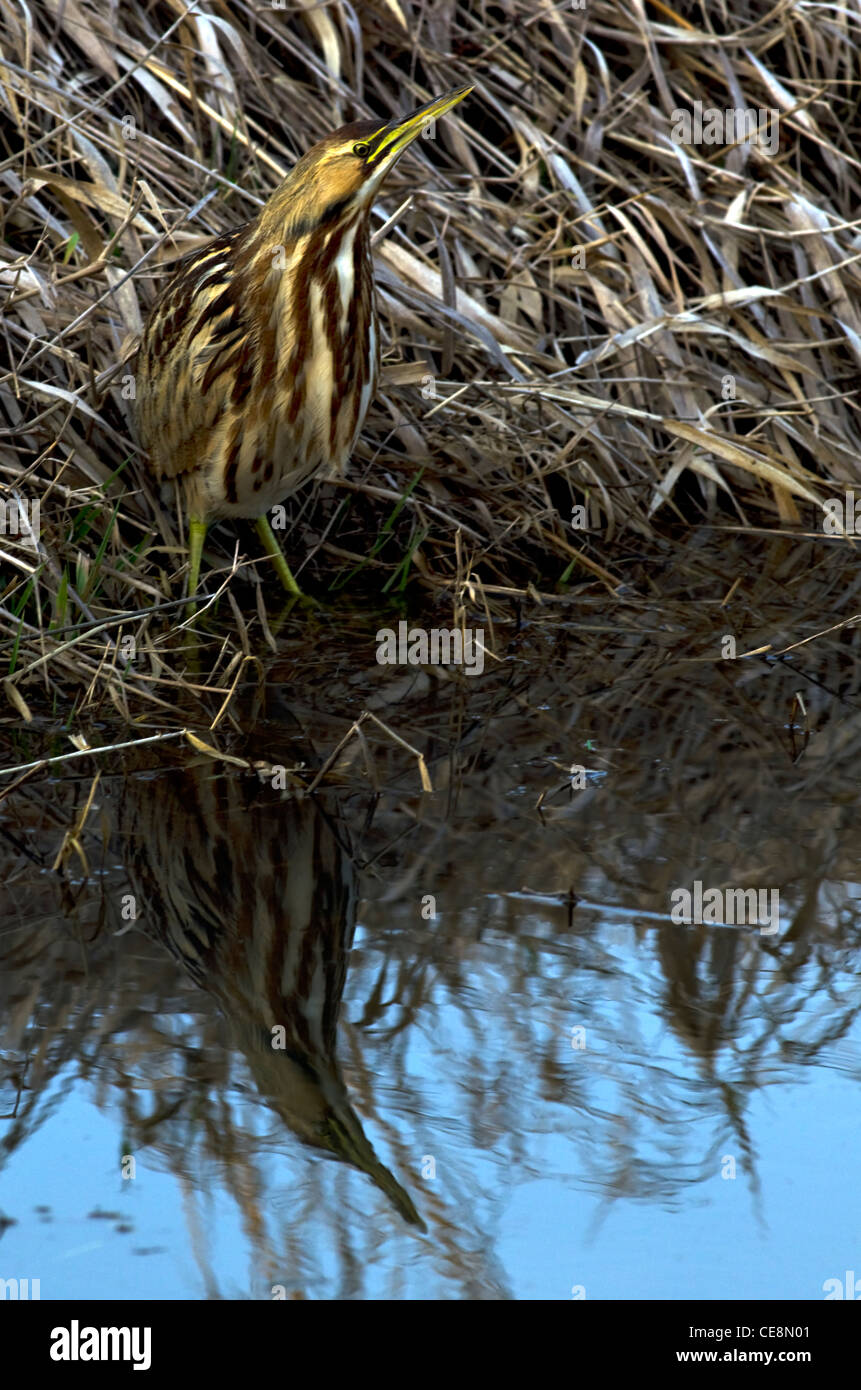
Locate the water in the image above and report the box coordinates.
[2,540,860,1299]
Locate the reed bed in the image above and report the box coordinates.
[0,0,859,725]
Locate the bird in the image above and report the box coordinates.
[135,83,473,600]
[117,755,426,1229]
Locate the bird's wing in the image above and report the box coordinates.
[135,234,251,480]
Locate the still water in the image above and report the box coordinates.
[2,542,860,1299]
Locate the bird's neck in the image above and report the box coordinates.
[252,176,370,249]
[240,197,372,328]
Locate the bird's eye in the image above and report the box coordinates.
[352,142,370,158]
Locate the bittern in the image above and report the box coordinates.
[135,84,473,599]
[119,760,425,1228]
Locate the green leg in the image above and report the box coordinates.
[255,514,302,596]
[187,516,207,600]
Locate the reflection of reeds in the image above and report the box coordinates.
[1,589,861,1290]
[117,762,425,1229]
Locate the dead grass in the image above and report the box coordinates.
[1,0,861,722]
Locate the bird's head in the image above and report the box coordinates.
[270,84,473,237]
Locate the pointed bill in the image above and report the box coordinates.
[366,84,474,166]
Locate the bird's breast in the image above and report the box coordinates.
[207,218,378,520]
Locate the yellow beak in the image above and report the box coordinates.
[367,84,474,166]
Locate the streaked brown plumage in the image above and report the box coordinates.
[118,760,425,1228]
[135,84,473,597]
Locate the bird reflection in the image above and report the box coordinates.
[117,759,424,1228]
